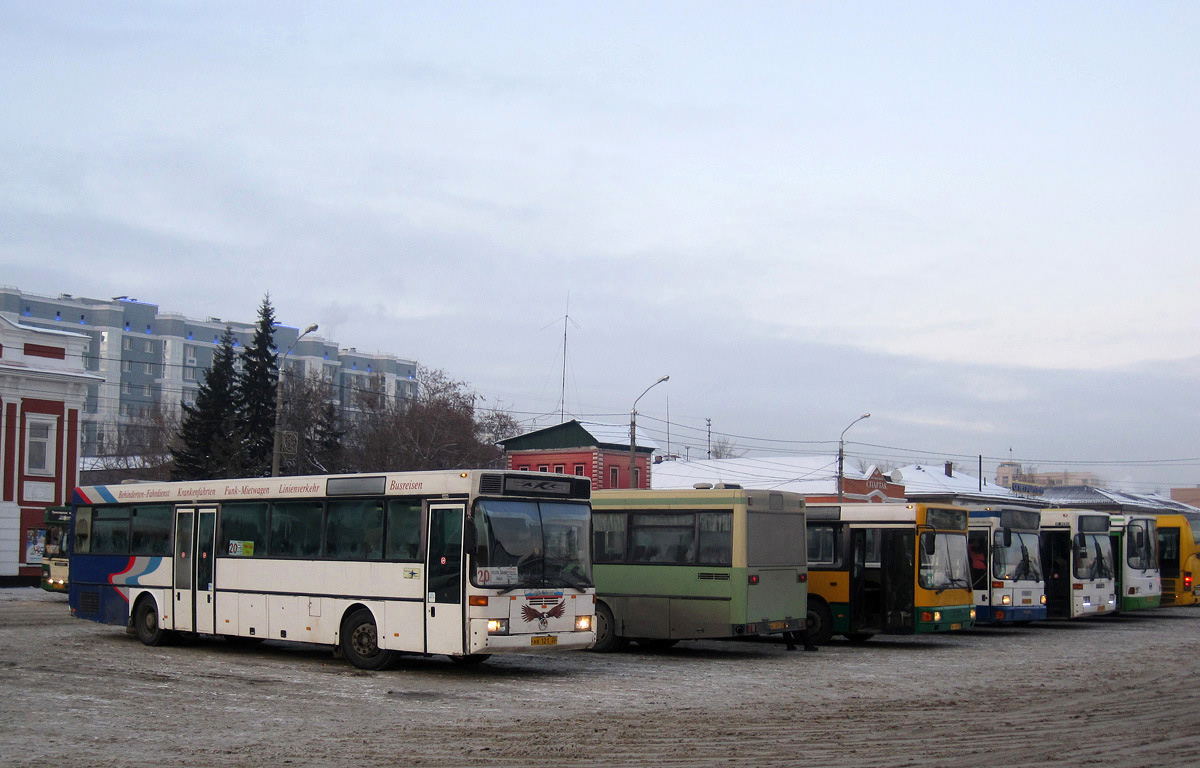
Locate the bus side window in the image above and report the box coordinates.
[592,512,627,563]
[385,499,422,561]
[73,507,93,554]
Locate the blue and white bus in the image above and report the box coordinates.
[68,470,596,668]
[968,507,1046,624]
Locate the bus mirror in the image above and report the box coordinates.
[1003,528,1013,548]
[923,534,936,556]
[1133,531,1145,550]
[462,523,477,556]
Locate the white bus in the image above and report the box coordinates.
[1039,509,1116,619]
[968,507,1046,624]
[68,470,595,668]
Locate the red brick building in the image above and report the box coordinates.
[499,420,658,490]
[0,315,97,584]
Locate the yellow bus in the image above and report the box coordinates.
[1155,512,1200,606]
[805,502,975,643]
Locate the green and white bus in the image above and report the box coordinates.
[1109,514,1161,612]
[590,487,807,651]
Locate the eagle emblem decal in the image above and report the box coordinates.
[521,600,566,630]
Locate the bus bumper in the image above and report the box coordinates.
[473,630,596,654]
[915,605,975,633]
[975,605,1046,623]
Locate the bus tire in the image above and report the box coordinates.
[133,597,170,646]
[592,601,626,652]
[340,608,395,670]
[806,599,834,645]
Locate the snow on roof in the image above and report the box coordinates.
[1041,485,1200,513]
[651,455,849,494]
[892,464,1017,501]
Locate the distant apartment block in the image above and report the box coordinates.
[995,461,1103,490]
[0,287,417,458]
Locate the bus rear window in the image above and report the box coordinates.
[748,512,804,567]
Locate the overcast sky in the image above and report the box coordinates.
[3,3,1198,492]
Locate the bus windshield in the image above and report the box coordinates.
[1126,520,1157,570]
[1074,533,1114,580]
[919,532,970,591]
[992,531,1042,582]
[471,499,593,590]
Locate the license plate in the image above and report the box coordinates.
[530,636,557,646]
[1022,599,1031,604]
[951,623,962,630]
[768,621,788,631]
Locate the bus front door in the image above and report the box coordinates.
[880,528,915,632]
[1041,530,1071,618]
[849,528,880,633]
[172,507,217,634]
[425,504,465,655]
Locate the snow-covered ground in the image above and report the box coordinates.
[1,598,1198,767]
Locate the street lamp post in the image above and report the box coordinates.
[629,375,669,489]
[271,323,318,477]
[837,413,870,501]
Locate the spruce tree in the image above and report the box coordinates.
[172,327,242,480]
[237,294,279,477]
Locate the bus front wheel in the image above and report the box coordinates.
[806,600,834,645]
[133,598,171,646]
[340,608,395,670]
[592,602,626,652]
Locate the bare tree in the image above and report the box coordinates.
[341,366,514,472]
[83,404,180,485]
[709,436,745,460]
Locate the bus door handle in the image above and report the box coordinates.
[430,606,436,617]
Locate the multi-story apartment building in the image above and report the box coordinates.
[0,287,417,458]
[995,461,1103,491]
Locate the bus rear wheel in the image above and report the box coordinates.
[133,598,171,646]
[340,608,395,670]
[806,600,834,645]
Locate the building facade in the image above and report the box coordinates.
[0,287,418,460]
[0,314,98,583]
[995,461,1103,491]
[499,420,658,490]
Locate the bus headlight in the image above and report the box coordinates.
[575,615,593,632]
[1001,595,1011,606]
[969,608,976,620]
[487,619,509,635]
[1041,595,1047,605]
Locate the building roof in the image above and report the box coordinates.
[892,463,1022,504]
[650,454,858,495]
[500,419,659,453]
[1040,485,1200,514]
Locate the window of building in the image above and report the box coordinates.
[122,360,132,373]
[143,385,152,397]
[122,337,132,351]
[121,382,131,394]
[24,417,57,476]
[609,466,619,488]
[633,468,640,488]
[143,362,153,375]
[183,367,196,381]
[554,464,565,474]
[538,465,549,473]
[574,464,586,476]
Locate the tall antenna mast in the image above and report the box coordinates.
[560,294,569,422]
